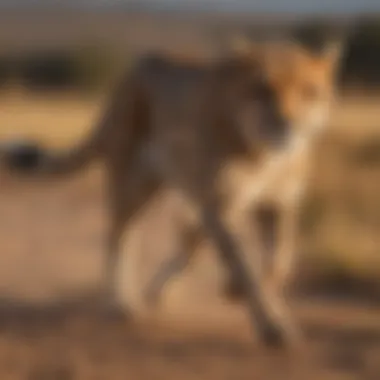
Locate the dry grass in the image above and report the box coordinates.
[0,91,379,289]
[0,90,379,380]
[0,92,379,142]
[0,92,104,148]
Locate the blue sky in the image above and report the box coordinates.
[0,0,380,15]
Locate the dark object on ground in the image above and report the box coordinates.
[0,139,46,172]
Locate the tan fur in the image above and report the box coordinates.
[142,39,343,344]
[3,39,343,347]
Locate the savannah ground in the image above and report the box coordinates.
[0,90,379,379]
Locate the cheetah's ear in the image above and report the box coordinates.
[320,39,346,72]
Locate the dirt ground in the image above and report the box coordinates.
[0,91,379,379]
[0,169,379,380]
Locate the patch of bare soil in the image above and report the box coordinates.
[0,301,378,380]
[0,171,380,379]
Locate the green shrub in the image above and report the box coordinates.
[15,46,129,93]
